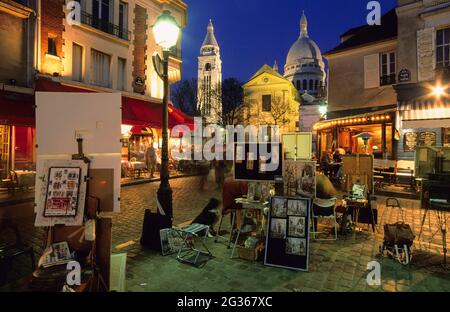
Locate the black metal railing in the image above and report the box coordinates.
[380,74,396,86]
[81,11,131,41]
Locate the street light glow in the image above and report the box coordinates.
[152,10,181,50]
[432,84,445,98]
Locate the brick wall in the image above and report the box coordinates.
[40,0,65,73]
[132,5,147,94]
[0,11,27,86]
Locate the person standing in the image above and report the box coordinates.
[145,141,157,178]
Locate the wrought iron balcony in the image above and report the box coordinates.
[80,11,130,41]
[380,74,396,86]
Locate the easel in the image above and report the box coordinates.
[418,200,449,270]
[42,138,110,291]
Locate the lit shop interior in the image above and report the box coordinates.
[315,111,395,159]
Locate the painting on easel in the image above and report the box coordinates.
[283,160,316,198]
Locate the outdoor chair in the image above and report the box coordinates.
[175,223,213,266]
[311,197,338,241]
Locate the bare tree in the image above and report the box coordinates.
[255,96,295,129]
[171,78,200,116]
[172,78,251,127]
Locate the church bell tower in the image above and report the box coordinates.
[198,19,222,125]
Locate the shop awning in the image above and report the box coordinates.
[0,90,35,126]
[313,108,396,131]
[36,77,195,131]
[398,99,450,121]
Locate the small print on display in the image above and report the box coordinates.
[44,167,81,217]
[272,197,287,218]
[284,160,316,198]
[288,216,306,238]
[285,237,306,256]
[287,198,307,216]
[270,218,287,239]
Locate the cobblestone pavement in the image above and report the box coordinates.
[113,178,450,292]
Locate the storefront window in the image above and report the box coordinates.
[13,126,35,170]
[336,123,393,159]
[444,128,450,147]
[129,134,153,162]
[0,125,11,178]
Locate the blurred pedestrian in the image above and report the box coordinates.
[145,140,157,178]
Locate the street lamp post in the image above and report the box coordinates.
[152,10,180,221]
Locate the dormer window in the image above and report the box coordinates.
[437,27,450,68]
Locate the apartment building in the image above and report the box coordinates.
[314,9,398,160]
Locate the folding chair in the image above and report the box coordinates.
[175,224,213,265]
[311,198,338,241]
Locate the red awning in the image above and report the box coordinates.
[0,90,35,126]
[36,77,195,131]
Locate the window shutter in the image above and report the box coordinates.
[417,27,435,82]
[72,44,82,82]
[364,54,379,89]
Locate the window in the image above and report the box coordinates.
[72,43,83,82]
[436,28,450,68]
[302,80,307,90]
[48,37,57,56]
[91,49,111,88]
[444,128,450,147]
[119,1,128,39]
[309,79,313,91]
[205,63,211,71]
[119,2,128,29]
[296,80,301,91]
[262,95,271,112]
[117,57,126,91]
[380,52,396,86]
[92,0,113,22]
[203,75,211,115]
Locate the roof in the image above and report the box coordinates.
[249,64,284,81]
[202,19,219,47]
[325,8,397,56]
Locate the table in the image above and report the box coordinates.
[344,198,377,238]
[14,170,36,189]
[122,161,146,178]
[231,198,268,259]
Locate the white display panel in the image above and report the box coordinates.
[282,132,312,160]
[35,92,122,212]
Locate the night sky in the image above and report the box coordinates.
[180,0,397,82]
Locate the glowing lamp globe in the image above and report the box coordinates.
[152,10,180,50]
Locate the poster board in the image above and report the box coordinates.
[282,132,312,160]
[35,159,88,226]
[35,92,122,212]
[264,196,311,271]
[44,166,82,217]
[234,143,283,182]
[283,160,316,198]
